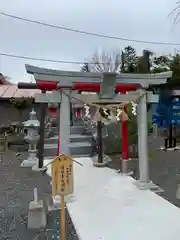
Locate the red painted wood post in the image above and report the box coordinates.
[121,91,129,173]
[122,104,129,160]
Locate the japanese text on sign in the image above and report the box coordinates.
[51,154,73,196]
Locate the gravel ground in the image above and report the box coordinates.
[3,135,180,239]
[0,151,78,240]
[107,136,180,208]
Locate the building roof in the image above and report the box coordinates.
[0,74,13,85]
[0,85,40,99]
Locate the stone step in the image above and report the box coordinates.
[44,147,57,158]
[44,134,92,144]
[51,125,87,135]
[44,143,57,149]
[72,120,84,126]
[69,142,92,156]
[44,136,58,144]
[44,141,92,157]
[70,134,92,143]
[70,126,85,134]
[51,127,58,133]
[44,153,91,159]
[70,153,91,158]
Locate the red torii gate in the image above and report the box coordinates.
[36,81,137,165]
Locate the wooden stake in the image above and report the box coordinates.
[60,195,66,240]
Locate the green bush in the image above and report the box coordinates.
[104,103,153,154]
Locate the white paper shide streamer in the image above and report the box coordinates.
[84,104,91,119]
[131,101,137,116]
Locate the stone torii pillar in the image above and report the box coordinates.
[136,90,151,189]
[58,88,72,155]
[34,88,72,157]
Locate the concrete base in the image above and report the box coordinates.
[32,166,43,171]
[119,171,134,176]
[159,145,180,151]
[32,161,42,171]
[92,155,112,167]
[20,159,37,168]
[27,200,47,229]
[121,159,133,176]
[134,180,164,193]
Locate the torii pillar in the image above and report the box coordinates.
[58,88,72,155]
[136,90,151,189]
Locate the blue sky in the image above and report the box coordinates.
[0,0,179,82]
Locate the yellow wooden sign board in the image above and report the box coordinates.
[51,154,73,196]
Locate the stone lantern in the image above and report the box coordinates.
[21,109,40,170]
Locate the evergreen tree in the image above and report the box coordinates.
[121,45,138,73]
[151,55,170,73]
[169,53,180,85]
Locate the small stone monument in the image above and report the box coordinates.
[27,188,47,229]
[21,109,40,170]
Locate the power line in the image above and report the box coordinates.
[0,52,94,64]
[0,11,179,46]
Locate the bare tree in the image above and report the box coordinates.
[168,1,180,27]
[87,50,121,72]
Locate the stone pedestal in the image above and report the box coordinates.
[92,154,112,167]
[20,148,38,168]
[27,200,47,229]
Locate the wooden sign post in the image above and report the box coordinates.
[51,153,73,240]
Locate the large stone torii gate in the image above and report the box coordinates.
[25,64,172,190]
